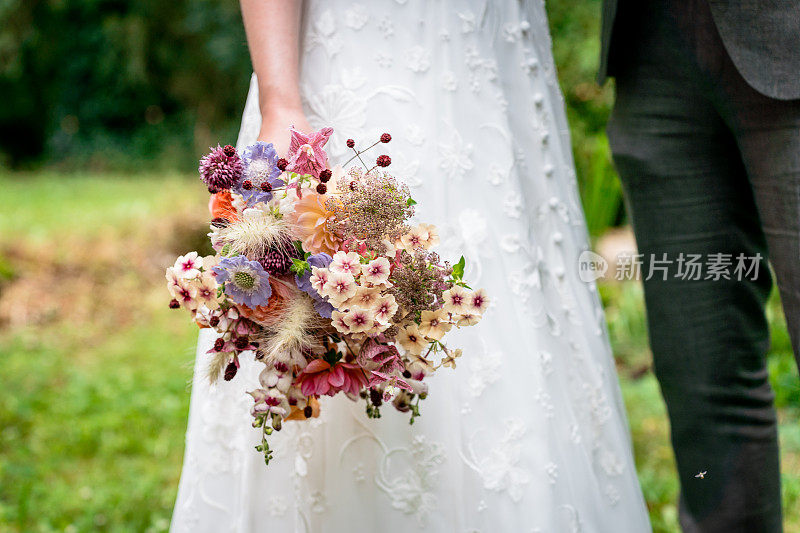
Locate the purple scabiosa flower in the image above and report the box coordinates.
[199,145,244,193]
[295,253,335,318]
[242,142,281,182]
[234,142,284,204]
[213,255,272,308]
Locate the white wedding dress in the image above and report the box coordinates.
[171,1,651,532]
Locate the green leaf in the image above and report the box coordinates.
[290,258,310,276]
[452,255,466,280]
[407,198,417,206]
[220,243,232,257]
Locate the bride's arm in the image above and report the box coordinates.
[240,0,311,153]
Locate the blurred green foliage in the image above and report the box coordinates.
[0,0,250,170]
[548,0,625,236]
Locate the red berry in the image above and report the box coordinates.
[376,155,392,167]
[319,169,332,182]
[224,361,238,381]
[303,406,313,418]
[209,316,220,327]
[234,336,250,350]
[223,145,236,157]
[169,299,180,309]
[277,158,288,171]
[242,180,253,190]
[214,338,225,351]
[316,183,327,194]
[261,182,273,192]
[346,139,355,148]
[380,133,391,143]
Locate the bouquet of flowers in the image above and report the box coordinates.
[166,127,487,465]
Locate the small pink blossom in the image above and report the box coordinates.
[442,285,470,314]
[373,294,399,324]
[361,257,391,285]
[331,310,350,334]
[468,288,490,314]
[322,272,357,306]
[173,279,199,310]
[193,274,220,310]
[309,266,331,294]
[343,307,375,334]
[330,251,362,276]
[174,252,202,278]
[249,388,289,417]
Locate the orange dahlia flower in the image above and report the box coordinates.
[209,190,239,222]
[288,192,340,256]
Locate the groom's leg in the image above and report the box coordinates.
[606,5,781,531]
[722,70,800,370]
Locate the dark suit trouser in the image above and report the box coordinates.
[607,1,800,531]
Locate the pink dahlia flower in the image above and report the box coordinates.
[295,359,368,397]
[286,127,333,178]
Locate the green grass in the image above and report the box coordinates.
[0,173,798,532]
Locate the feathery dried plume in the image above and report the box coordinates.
[219,207,291,260]
[254,294,326,369]
[206,350,230,384]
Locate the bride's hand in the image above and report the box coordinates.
[257,105,312,157]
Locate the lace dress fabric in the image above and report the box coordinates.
[171,1,652,531]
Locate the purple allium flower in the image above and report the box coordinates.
[214,255,272,308]
[295,253,334,318]
[199,145,244,193]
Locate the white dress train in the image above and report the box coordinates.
[171,1,652,531]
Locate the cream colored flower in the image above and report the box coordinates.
[441,347,462,369]
[418,309,452,340]
[442,285,471,314]
[331,310,351,334]
[322,271,357,306]
[361,257,391,285]
[193,273,220,310]
[456,311,482,326]
[400,225,427,250]
[330,251,362,275]
[165,267,182,296]
[343,307,375,334]
[397,324,428,355]
[418,223,440,249]
[406,354,435,377]
[309,266,331,294]
[345,286,381,311]
[468,287,489,314]
[380,239,397,257]
[202,254,220,273]
[374,294,399,324]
